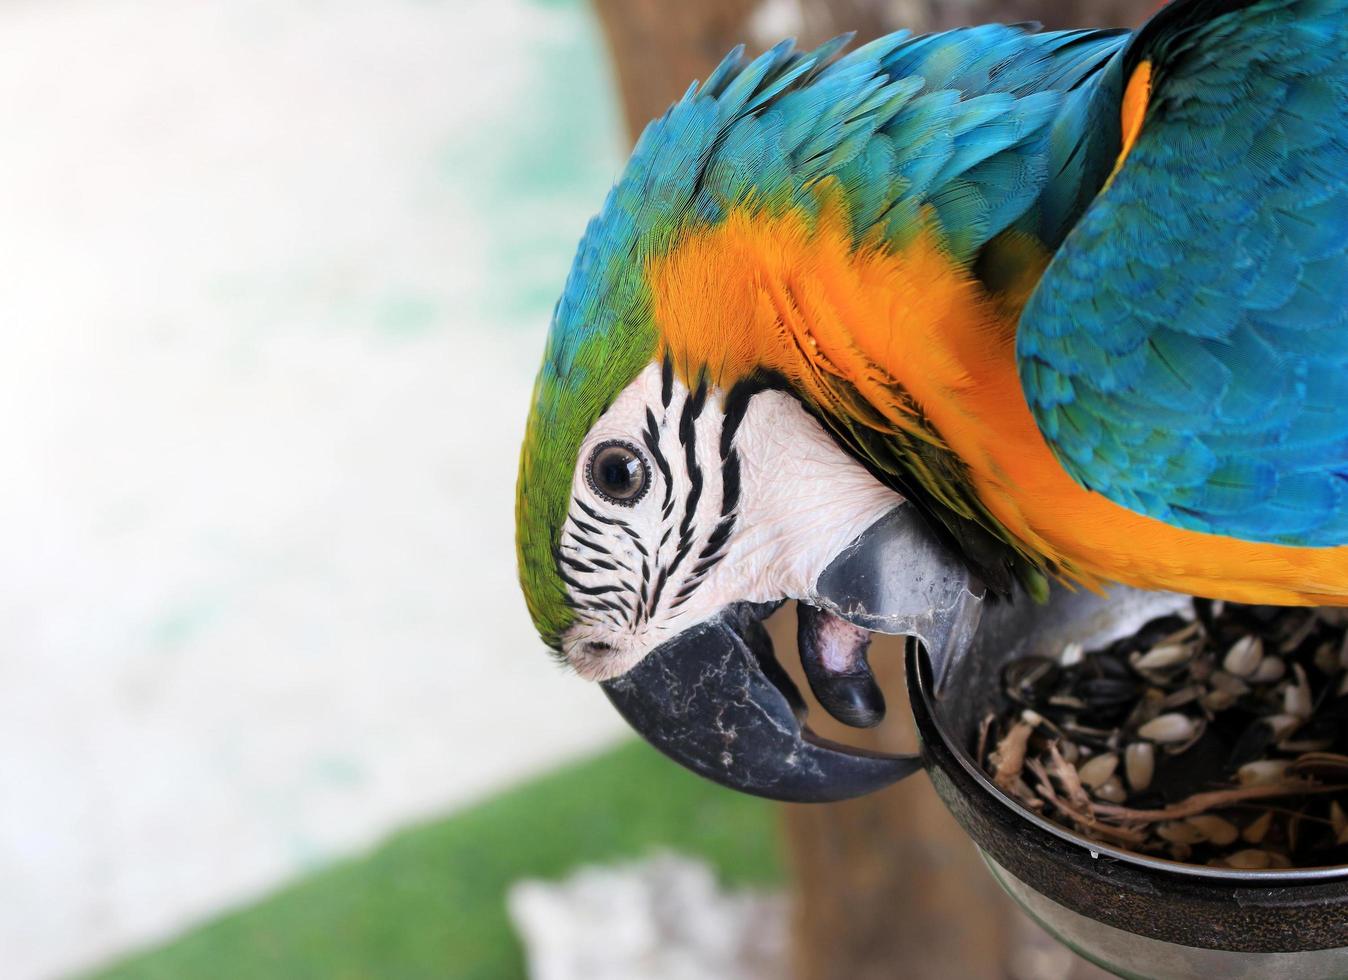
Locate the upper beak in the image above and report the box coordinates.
[601,504,985,802]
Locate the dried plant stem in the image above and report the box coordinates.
[991,721,1032,793]
[1047,741,1090,811]
[1026,759,1149,846]
[1229,803,1338,826]
[1091,781,1348,823]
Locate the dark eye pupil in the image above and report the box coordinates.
[589,442,648,505]
[600,454,636,491]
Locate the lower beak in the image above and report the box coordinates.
[601,504,985,803]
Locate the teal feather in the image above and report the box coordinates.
[1019,0,1348,547]
[520,23,1131,639]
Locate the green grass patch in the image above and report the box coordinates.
[86,740,783,980]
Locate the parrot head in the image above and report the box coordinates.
[516,38,990,802]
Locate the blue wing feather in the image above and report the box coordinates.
[1019,0,1348,547]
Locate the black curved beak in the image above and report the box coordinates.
[601,602,922,802]
[600,504,984,803]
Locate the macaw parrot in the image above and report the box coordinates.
[515,0,1348,801]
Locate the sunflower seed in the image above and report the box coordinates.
[1003,657,1060,706]
[1242,811,1272,845]
[1094,776,1126,804]
[1285,664,1312,720]
[1077,676,1140,710]
[1225,849,1272,870]
[1161,685,1204,709]
[1048,694,1088,711]
[1250,656,1286,684]
[983,599,1348,871]
[1237,760,1291,786]
[1125,742,1154,792]
[1189,653,1216,683]
[1314,641,1340,676]
[1224,635,1264,678]
[1077,752,1119,788]
[1060,720,1115,748]
[1210,671,1251,697]
[1263,713,1302,740]
[1166,716,1207,755]
[1186,815,1238,847]
[1157,821,1207,845]
[1138,713,1197,743]
[1059,641,1084,667]
[1280,613,1319,653]
[1132,644,1192,671]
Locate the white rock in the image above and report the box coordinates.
[507,853,788,980]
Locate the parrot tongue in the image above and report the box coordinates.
[599,504,983,803]
[796,602,885,729]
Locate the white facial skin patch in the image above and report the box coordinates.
[559,362,902,680]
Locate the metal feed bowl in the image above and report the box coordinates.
[909,585,1348,979]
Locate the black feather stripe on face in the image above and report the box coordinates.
[563,376,760,633]
[575,497,631,530]
[660,355,674,409]
[643,408,674,513]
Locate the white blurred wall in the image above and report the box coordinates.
[0,1,629,976]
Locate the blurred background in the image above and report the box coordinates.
[3,1,1151,977]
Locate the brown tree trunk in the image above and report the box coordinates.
[588,3,1156,977]
[771,619,1016,980]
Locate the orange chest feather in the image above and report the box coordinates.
[647,202,1348,605]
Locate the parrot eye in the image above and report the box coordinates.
[587,440,649,507]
